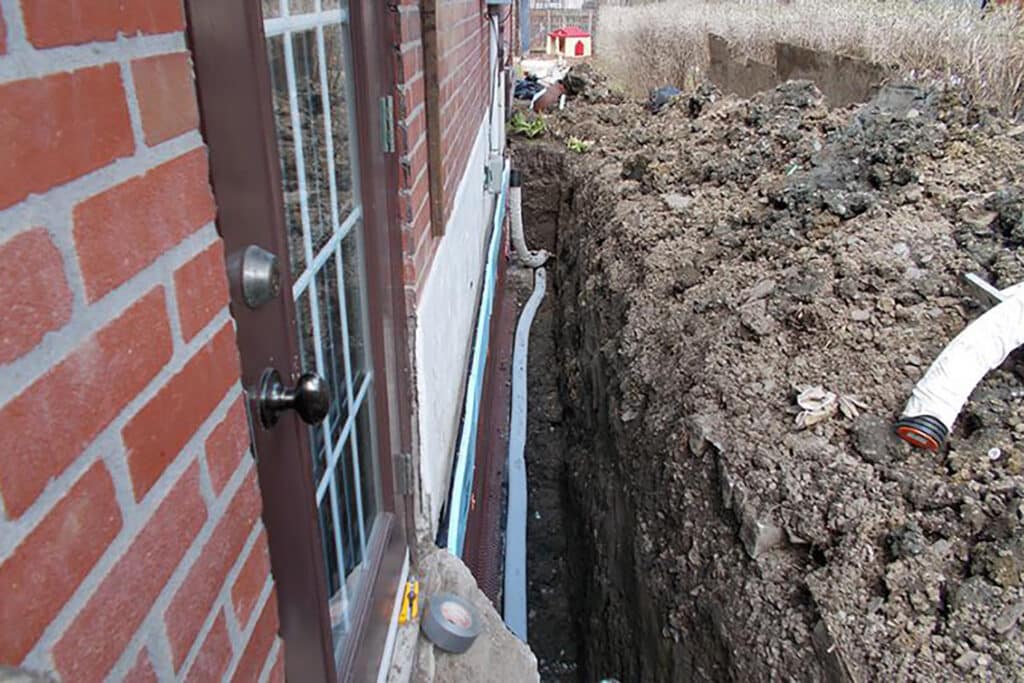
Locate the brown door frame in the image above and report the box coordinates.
[183,0,413,680]
[340,0,417,677]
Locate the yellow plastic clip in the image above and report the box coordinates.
[398,580,420,625]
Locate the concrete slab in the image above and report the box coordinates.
[386,545,539,683]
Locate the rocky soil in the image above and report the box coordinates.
[514,66,1024,682]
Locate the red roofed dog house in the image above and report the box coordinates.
[545,26,592,58]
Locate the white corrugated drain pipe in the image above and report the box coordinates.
[896,291,1024,451]
[503,168,548,641]
[509,170,548,268]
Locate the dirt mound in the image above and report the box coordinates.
[518,79,1024,681]
[560,62,624,104]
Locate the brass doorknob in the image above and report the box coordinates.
[257,368,330,427]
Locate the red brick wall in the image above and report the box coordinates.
[389,0,493,302]
[0,2,282,681]
[436,0,490,217]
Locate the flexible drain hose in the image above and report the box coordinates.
[504,267,546,642]
[509,170,548,268]
[896,293,1024,451]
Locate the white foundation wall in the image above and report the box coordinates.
[414,114,496,534]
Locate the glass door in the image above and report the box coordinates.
[185,0,411,677]
[263,1,381,659]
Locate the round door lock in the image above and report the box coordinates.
[257,368,330,427]
[241,245,281,309]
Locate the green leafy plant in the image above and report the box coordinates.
[566,136,595,153]
[508,111,547,138]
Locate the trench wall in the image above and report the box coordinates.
[516,143,827,682]
[549,169,726,682]
[516,147,735,682]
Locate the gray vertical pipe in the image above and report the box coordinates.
[519,0,530,54]
[503,266,546,642]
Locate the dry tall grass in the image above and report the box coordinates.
[597,0,1024,118]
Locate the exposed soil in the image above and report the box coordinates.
[514,66,1024,682]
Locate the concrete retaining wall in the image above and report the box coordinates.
[708,33,889,107]
[776,42,889,108]
[708,34,777,99]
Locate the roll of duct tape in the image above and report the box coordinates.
[421,593,483,654]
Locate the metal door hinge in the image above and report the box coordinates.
[380,96,395,154]
[395,452,414,495]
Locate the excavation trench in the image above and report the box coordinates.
[515,143,738,683]
[511,73,1024,682]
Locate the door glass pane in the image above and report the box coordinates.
[323,23,355,219]
[263,0,281,19]
[263,7,381,667]
[342,226,370,386]
[322,481,356,646]
[266,35,306,280]
[319,493,342,603]
[292,29,333,258]
[334,440,363,572]
[295,288,329,481]
[316,253,349,447]
[354,398,380,539]
[290,0,318,14]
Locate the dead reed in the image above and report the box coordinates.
[597,0,1024,118]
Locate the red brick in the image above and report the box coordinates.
[231,593,279,683]
[396,74,424,121]
[397,108,426,158]
[398,168,428,224]
[0,65,133,210]
[74,148,216,302]
[400,222,416,255]
[441,33,479,82]
[0,228,73,363]
[400,136,428,191]
[401,204,431,261]
[123,323,240,500]
[184,611,232,683]
[21,0,184,48]
[54,462,206,683]
[126,648,158,683]
[0,288,171,519]
[401,200,431,255]
[165,470,262,668]
[396,42,423,83]
[173,240,229,342]
[268,646,285,683]
[231,531,271,628]
[413,229,439,278]
[413,195,432,238]
[0,463,121,664]
[402,253,416,285]
[397,8,420,42]
[204,396,249,495]
[438,78,454,115]
[410,196,432,246]
[131,52,199,146]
